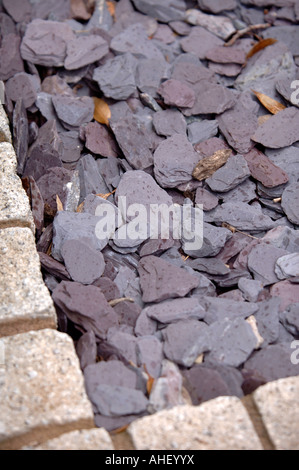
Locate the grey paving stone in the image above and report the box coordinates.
[0,228,56,337]
[0,329,94,450]
[128,397,263,450]
[22,428,114,450]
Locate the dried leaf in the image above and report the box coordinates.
[252,90,286,115]
[192,149,232,181]
[56,194,64,212]
[246,38,277,60]
[143,364,155,395]
[93,97,111,126]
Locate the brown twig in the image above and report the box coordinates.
[225,23,271,47]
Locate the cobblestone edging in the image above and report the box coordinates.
[0,103,298,450]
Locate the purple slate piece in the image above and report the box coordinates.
[199,296,258,325]
[145,298,206,324]
[187,120,218,145]
[139,238,174,258]
[84,361,138,398]
[153,110,187,137]
[182,81,237,117]
[243,343,299,383]
[197,0,237,13]
[107,331,138,365]
[113,301,141,328]
[243,148,289,188]
[52,95,94,130]
[23,120,63,181]
[131,0,185,23]
[93,277,120,302]
[182,365,231,406]
[136,336,163,378]
[20,19,75,67]
[30,0,70,21]
[64,35,109,70]
[75,330,97,370]
[110,115,153,170]
[158,79,196,108]
[83,122,118,158]
[36,167,73,212]
[138,255,199,303]
[206,154,250,193]
[206,46,246,64]
[111,23,164,61]
[247,243,290,286]
[281,182,299,226]
[162,319,210,367]
[254,298,280,346]
[0,34,24,81]
[0,13,16,37]
[3,0,31,23]
[136,58,169,97]
[188,258,229,276]
[205,317,257,367]
[280,303,299,336]
[61,239,105,285]
[90,384,148,417]
[217,91,259,154]
[208,62,242,78]
[52,211,110,262]
[181,26,224,60]
[93,53,137,101]
[52,281,119,339]
[60,131,83,165]
[38,252,70,281]
[195,188,219,211]
[41,75,73,95]
[270,280,299,312]
[5,73,40,109]
[135,309,158,337]
[98,157,121,191]
[252,107,299,149]
[154,134,199,188]
[77,154,110,202]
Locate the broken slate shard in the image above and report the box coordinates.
[52,95,94,130]
[248,244,290,286]
[64,34,109,70]
[83,122,119,157]
[5,72,41,109]
[36,166,73,213]
[182,365,231,406]
[93,53,137,101]
[153,109,187,137]
[206,154,250,193]
[145,297,205,324]
[181,26,224,59]
[90,384,148,417]
[158,79,196,108]
[187,120,218,145]
[275,253,299,280]
[111,23,164,61]
[138,255,199,303]
[243,148,289,188]
[0,34,24,81]
[154,134,199,188]
[20,19,75,67]
[252,107,299,149]
[61,239,105,285]
[281,182,299,226]
[131,0,185,23]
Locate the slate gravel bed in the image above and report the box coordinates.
[1,0,299,431]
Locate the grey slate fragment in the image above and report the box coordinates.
[182,366,231,405]
[263,226,299,253]
[154,134,199,188]
[131,0,185,23]
[252,107,299,149]
[243,343,299,383]
[35,92,62,126]
[263,25,299,57]
[238,278,264,302]
[60,131,83,164]
[280,303,299,336]
[138,255,199,303]
[200,363,244,398]
[281,183,299,226]
[197,0,237,14]
[162,320,211,367]
[5,73,40,109]
[181,26,224,60]
[183,220,232,258]
[254,298,280,346]
[93,53,137,100]
[265,146,299,187]
[76,331,97,370]
[111,115,153,170]
[217,91,259,154]
[185,268,217,298]
[136,58,170,97]
[135,309,158,337]
[216,178,257,205]
[153,110,187,137]
[77,154,110,203]
[90,384,148,417]
[136,336,163,378]
[188,258,230,276]
[52,211,109,262]
[61,239,105,285]
[158,79,196,108]
[0,34,24,81]
[187,120,218,145]
[13,99,29,175]
[199,296,258,325]
[20,19,75,67]
[205,318,258,367]
[206,154,250,193]
[182,80,237,117]
[52,95,94,129]
[205,46,246,64]
[204,202,275,232]
[64,34,109,70]
[248,243,289,286]
[107,331,138,365]
[195,187,219,212]
[145,298,205,324]
[111,23,164,61]
[275,253,299,280]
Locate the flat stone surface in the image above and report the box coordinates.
[199,296,258,325]
[252,108,299,149]
[248,244,289,286]
[253,376,299,450]
[138,255,199,303]
[128,397,263,450]
[0,105,12,143]
[153,109,187,137]
[52,95,94,130]
[280,303,299,336]
[90,384,148,417]
[132,0,185,23]
[182,365,231,405]
[61,239,105,285]
[158,79,195,108]
[0,228,56,337]
[111,23,164,61]
[0,34,24,81]
[243,148,289,188]
[181,26,223,59]
[64,35,108,70]
[195,188,219,211]
[5,72,41,109]
[144,297,205,324]
[83,122,118,158]
[22,428,114,450]
[187,120,218,145]
[0,329,94,450]
[270,280,299,312]
[275,253,299,280]
[281,182,299,225]
[205,46,246,64]
[206,154,250,193]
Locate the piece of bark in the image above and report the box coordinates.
[192,149,232,181]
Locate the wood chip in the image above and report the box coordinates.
[252,90,286,115]
[108,297,134,307]
[192,149,232,181]
[93,97,111,126]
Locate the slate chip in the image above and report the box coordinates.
[84,360,138,395]
[136,336,163,378]
[162,319,210,368]
[182,365,231,406]
[195,188,219,212]
[61,239,105,285]
[243,148,289,188]
[76,330,97,370]
[199,296,258,325]
[93,53,137,101]
[90,384,148,417]
[152,109,187,138]
[0,34,24,81]
[187,120,218,145]
[158,79,196,109]
[181,26,224,60]
[138,255,199,303]
[64,34,109,70]
[254,298,280,346]
[52,281,119,339]
[136,58,169,97]
[154,134,199,188]
[144,298,205,324]
[20,19,75,67]
[252,107,299,149]
[5,73,40,109]
[111,23,164,61]
[280,303,299,336]
[131,0,185,23]
[206,46,246,64]
[52,95,94,130]
[83,122,118,158]
[281,182,299,226]
[206,154,250,193]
